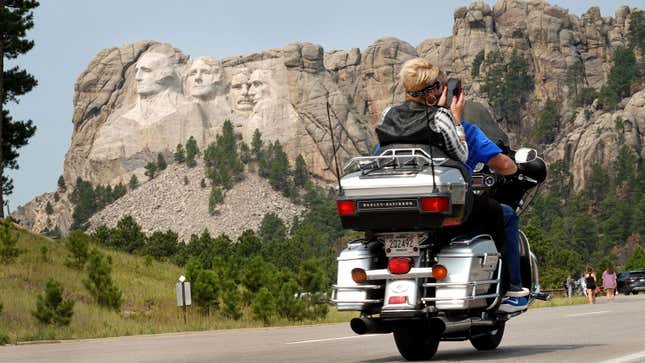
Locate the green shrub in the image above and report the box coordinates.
[32,279,75,326]
[251,287,276,325]
[0,218,22,263]
[84,251,123,310]
[64,230,91,269]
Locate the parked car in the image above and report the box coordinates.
[617,270,645,295]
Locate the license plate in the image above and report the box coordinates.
[381,233,424,257]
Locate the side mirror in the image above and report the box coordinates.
[515,148,538,164]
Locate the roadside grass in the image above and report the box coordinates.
[0,227,358,344]
[530,295,590,308]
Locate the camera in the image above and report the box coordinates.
[445,78,462,108]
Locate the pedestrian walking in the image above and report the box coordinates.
[602,265,617,303]
[565,274,574,298]
[583,265,597,304]
[578,274,587,296]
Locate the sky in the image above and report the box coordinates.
[6,0,642,210]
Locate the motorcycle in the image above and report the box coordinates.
[330,145,549,361]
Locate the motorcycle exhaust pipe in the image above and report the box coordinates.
[430,317,495,334]
[350,318,392,335]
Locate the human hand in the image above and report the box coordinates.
[437,85,447,107]
[450,88,465,124]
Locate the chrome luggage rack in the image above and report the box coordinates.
[344,148,448,175]
[421,260,503,310]
[330,284,384,305]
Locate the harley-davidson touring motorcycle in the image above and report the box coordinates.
[330,145,550,361]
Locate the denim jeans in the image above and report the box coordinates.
[501,203,521,288]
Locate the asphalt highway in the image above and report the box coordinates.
[1,294,644,363]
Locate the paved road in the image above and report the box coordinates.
[2,295,644,363]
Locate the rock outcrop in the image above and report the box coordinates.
[14,0,643,236]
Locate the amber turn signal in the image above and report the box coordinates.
[432,264,448,280]
[351,268,367,283]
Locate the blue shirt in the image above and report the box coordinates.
[462,120,501,175]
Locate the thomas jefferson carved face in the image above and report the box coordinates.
[230,70,254,111]
[134,52,177,97]
[187,57,221,99]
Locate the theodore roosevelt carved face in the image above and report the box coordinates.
[230,69,254,111]
[187,57,222,100]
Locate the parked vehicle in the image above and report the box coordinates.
[617,270,645,295]
[330,146,549,361]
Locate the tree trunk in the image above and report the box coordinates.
[0,0,6,218]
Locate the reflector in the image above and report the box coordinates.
[432,264,448,280]
[351,268,367,283]
[420,196,450,212]
[388,257,412,274]
[388,296,407,304]
[441,217,462,227]
[336,200,356,216]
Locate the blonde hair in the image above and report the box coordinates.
[400,58,445,92]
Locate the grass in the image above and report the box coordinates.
[0,227,354,344]
[530,295,590,308]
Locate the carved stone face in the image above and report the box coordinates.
[134,53,176,97]
[249,69,270,104]
[230,71,254,111]
[187,58,220,99]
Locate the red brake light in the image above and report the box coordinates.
[421,196,450,212]
[336,200,355,216]
[388,296,408,304]
[388,257,412,274]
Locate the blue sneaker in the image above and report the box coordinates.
[498,296,528,313]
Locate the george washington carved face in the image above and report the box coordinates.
[134,52,178,97]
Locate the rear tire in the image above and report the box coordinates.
[393,322,440,361]
[469,322,505,351]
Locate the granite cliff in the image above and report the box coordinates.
[14,0,643,237]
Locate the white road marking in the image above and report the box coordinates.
[565,310,611,317]
[599,349,645,363]
[285,335,379,345]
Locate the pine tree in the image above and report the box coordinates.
[64,230,90,270]
[598,47,637,109]
[144,161,157,180]
[203,120,243,189]
[0,0,40,215]
[471,50,485,78]
[251,128,263,161]
[0,217,21,263]
[174,143,186,163]
[627,10,645,55]
[220,279,242,320]
[533,98,559,144]
[57,175,66,191]
[157,153,167,171]
[625,246,645,270]
[45,201,53,215]
[83,251,122,310]
[185,136,199,167]
[128,174,139,190]
[293,154,308,188]
[32,279,74,326]
[70,178,96,231]
[259,213,287,242]
[200,178,207,188]
[251,287,276,325]
[565,61,585,97]
[208,187,223,215]
[267,141,291,194]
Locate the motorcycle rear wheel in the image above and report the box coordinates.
[393,322,440,361]
[469,322,505,351]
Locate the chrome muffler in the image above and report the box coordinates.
[350,318,392,335]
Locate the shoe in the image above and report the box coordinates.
[498,296,528,313]
[505,285,529,297]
